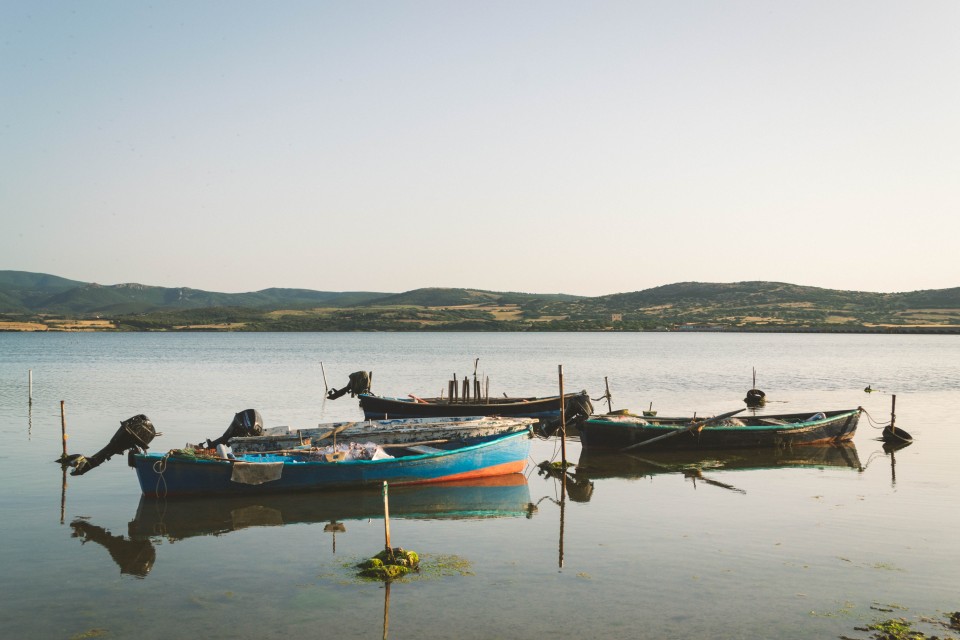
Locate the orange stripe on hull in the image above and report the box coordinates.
[396,460,527,486]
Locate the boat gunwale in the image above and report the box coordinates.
[583,408,862,433]
[137,428,532,468]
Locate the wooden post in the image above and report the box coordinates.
[452,374,458,402]
[60,400,68,460]
[382,481,391,552]
[604,376,612,413]
[28,369,33,405]
[462,378,469,403]
[558,365,567,467]
[890,394,897,433]
[320,362,328,391]
[485,376,490,404]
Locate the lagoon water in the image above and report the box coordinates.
[1,332,958,639]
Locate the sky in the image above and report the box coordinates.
[2,1,958,296]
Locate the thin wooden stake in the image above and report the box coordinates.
[558,365,567,467]
[604,376,612,413]
[382,481,391,552]
[60,400,68,460]
[320,362,329,391]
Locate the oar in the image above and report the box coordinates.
[621,408,745,452]
[313,421,358,441]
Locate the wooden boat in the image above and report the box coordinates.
[228,415,536,453]
[356,390,593,422]
[133,429,531,498]
[577,408,862,450]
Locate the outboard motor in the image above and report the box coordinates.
[204,408,263,449]
[535,392,595,437]
[327,371,372,400]
[565,392,594,423]
[70,414,156,476]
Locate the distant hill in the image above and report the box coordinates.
[1,270,959,333]
[0,270,387,315]
[367,287,583,307]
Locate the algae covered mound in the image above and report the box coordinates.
[357,547,420,581]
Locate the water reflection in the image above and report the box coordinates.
[882,440,912,486]
[70,519,156,578]
[571,443,863,499]
[69,476,533,577]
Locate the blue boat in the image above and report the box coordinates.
[133,429,532,498]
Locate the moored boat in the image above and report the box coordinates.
[356,390,593,422]
[229,415,536,453]
[578,408,862,450]
[133,428,532,498]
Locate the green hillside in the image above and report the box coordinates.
[2,271,959,333]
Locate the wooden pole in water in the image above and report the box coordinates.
[558,365,567,467]
[60,400,68,460]
[485,376,490,404]
[382,481,391,552]
[28,370,33,405]
[320,362,328,391]
[604,376,612,413]
[890,394,897,435]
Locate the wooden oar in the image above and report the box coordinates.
[621,408,745,452]
[313,421,358,441]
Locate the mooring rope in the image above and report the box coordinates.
[860,408,892,430]
[151,454,170,498]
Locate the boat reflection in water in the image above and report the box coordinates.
[570,443,863,499]
[70,474,533,577]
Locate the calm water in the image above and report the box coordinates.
[1,332,957,639]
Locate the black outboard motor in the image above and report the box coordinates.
[327,371,372,400]
[205,408,263,449]
[71,414,156,476]
[565,392,594,423]
[537,392,594,437]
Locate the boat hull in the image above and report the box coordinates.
[232,416,535,452]
[357,391,588,421]
[578,409,861,450]
[134,430,531,497]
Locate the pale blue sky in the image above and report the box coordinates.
[2,1,958,296]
